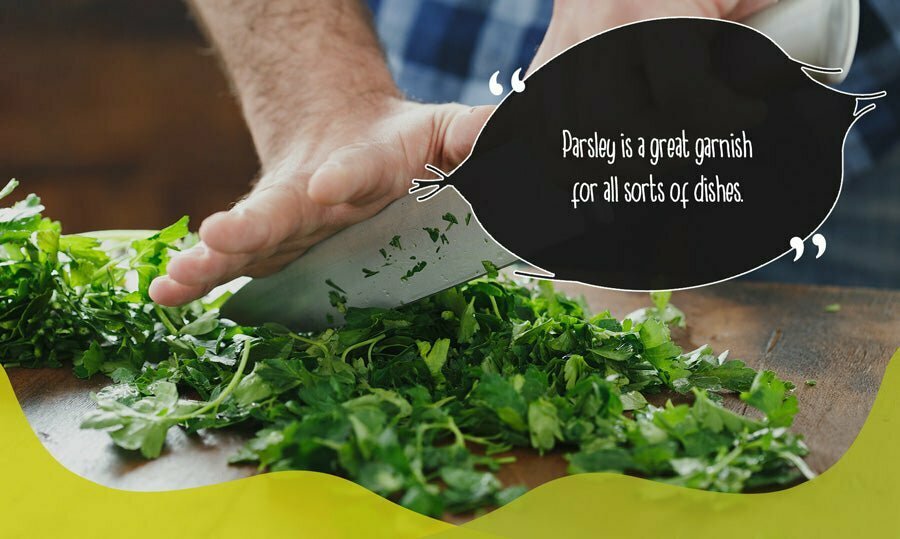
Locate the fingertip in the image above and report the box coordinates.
[200,209,270,253]
[149,276,207,307]
[463,105,495,135]
[148,276,168,304]
[164,244,205,283]
[445,105,494,163]
[197,211,232,247]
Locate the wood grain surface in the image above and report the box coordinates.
[7,281,899,496]
[0,2,257,234]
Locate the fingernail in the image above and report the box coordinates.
[148,276,170,303]
[180,243,207,258]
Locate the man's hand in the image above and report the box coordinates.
[150,98,490,305]
[152,0,775,306]
[152,0,491,305]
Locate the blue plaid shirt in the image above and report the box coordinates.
[366,0,900,287]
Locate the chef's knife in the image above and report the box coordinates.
[220,188,518,330]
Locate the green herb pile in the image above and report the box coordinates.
[0,180,813,517]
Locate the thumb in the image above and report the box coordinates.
[441,105,494,166]
[307,105,495,207]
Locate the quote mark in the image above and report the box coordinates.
[812,233,827,258]
[790,233,827,262]
[489,68,526,96]
[510,68,525,92]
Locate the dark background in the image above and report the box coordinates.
[0,1,256,232]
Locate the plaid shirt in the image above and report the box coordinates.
[366,0,900,287]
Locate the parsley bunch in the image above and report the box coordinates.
[0,180,813,517]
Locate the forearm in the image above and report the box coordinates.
[189,0,400,167]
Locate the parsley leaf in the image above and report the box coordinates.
[2,180,814,518]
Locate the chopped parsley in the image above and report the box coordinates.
[424,227,441,242]
[0,179,815,519]
[442,212,458,230]
[400,260,428,281]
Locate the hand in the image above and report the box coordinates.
[152,0,775,307]
[150,97,491,306]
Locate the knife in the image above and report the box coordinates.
[220,187,518,330]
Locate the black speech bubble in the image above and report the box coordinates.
[411,18,882,291]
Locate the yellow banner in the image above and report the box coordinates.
[2,349,897,538]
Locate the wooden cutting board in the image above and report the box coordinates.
[6,281,899,495]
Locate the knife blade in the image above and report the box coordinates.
[220,188,518,331]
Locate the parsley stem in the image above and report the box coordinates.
[341,334,385,363]
[445,416,466,447]
[779,450,817,480]
[288,333,330,356]
[154,305,179,335]
[174,339,253,421]
[707,445,742,476]
[417,417,466,450]
[489,295,501,319]
[88,253,130,283]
